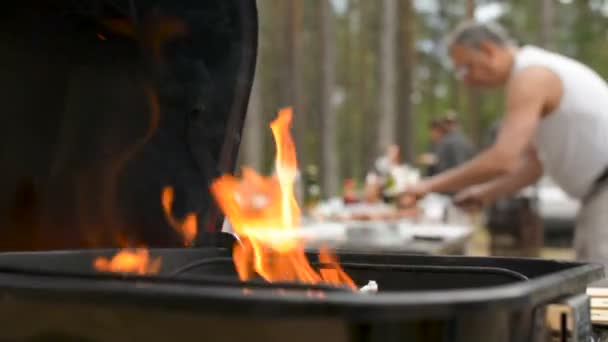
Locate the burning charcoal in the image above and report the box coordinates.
[359,280,378,294]
[93,249,161,275]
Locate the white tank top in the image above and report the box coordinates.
[511,45,608,199]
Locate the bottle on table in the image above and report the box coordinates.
[343,178,360,205]
[303,164,321,211]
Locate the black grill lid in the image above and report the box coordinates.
[0,1,258,250]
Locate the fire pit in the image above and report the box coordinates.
[0,243,602,341]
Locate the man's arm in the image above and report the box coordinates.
[454,147,543,207]
[415,67,557,194]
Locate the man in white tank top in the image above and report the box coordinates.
[403,21,608,264]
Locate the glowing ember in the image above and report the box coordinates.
[91,14,192,274]
[93,187,197,275]
[101,15,188,63]
[210,107,356,290]
[94,249,161,275]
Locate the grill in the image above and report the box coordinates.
[0,237,602,341]
[0,1,604,342]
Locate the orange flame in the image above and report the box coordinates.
[94,248,161,275]
[210,108,355,289]
[92,187,197,275]
[162,187,198,247]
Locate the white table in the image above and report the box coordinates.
[297,219,474,255]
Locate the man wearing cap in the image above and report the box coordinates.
[403,21,608,263]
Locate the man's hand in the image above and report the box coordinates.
[398,181,432,208]
[453,184,492,213]
[452,146,543,213]
[417,153,437,166]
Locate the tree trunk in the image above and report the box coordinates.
[397,0,415,163]
[465,0,481,146]
[438,0,463,116]
[465,0,475,18]
[285,0,307,166]
[342,0,357,179]
[302,1,322,174]
[575,0,593,62]
[377,0,398,153]
[319,0,339,197]
[538,0,554,49]
[259,0,286,172]
[359,0,378,174]
[348,0,368,180]
[241,74,264,170]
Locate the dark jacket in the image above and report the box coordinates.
[435,128,476,174]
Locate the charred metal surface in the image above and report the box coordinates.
[0,248,602,341]
[0,1,257,250]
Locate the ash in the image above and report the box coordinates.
[359,280,378,294]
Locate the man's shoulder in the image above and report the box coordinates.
[518,45,571,65]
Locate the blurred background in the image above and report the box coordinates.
[234,0,606,257]
[238,0,607,195]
